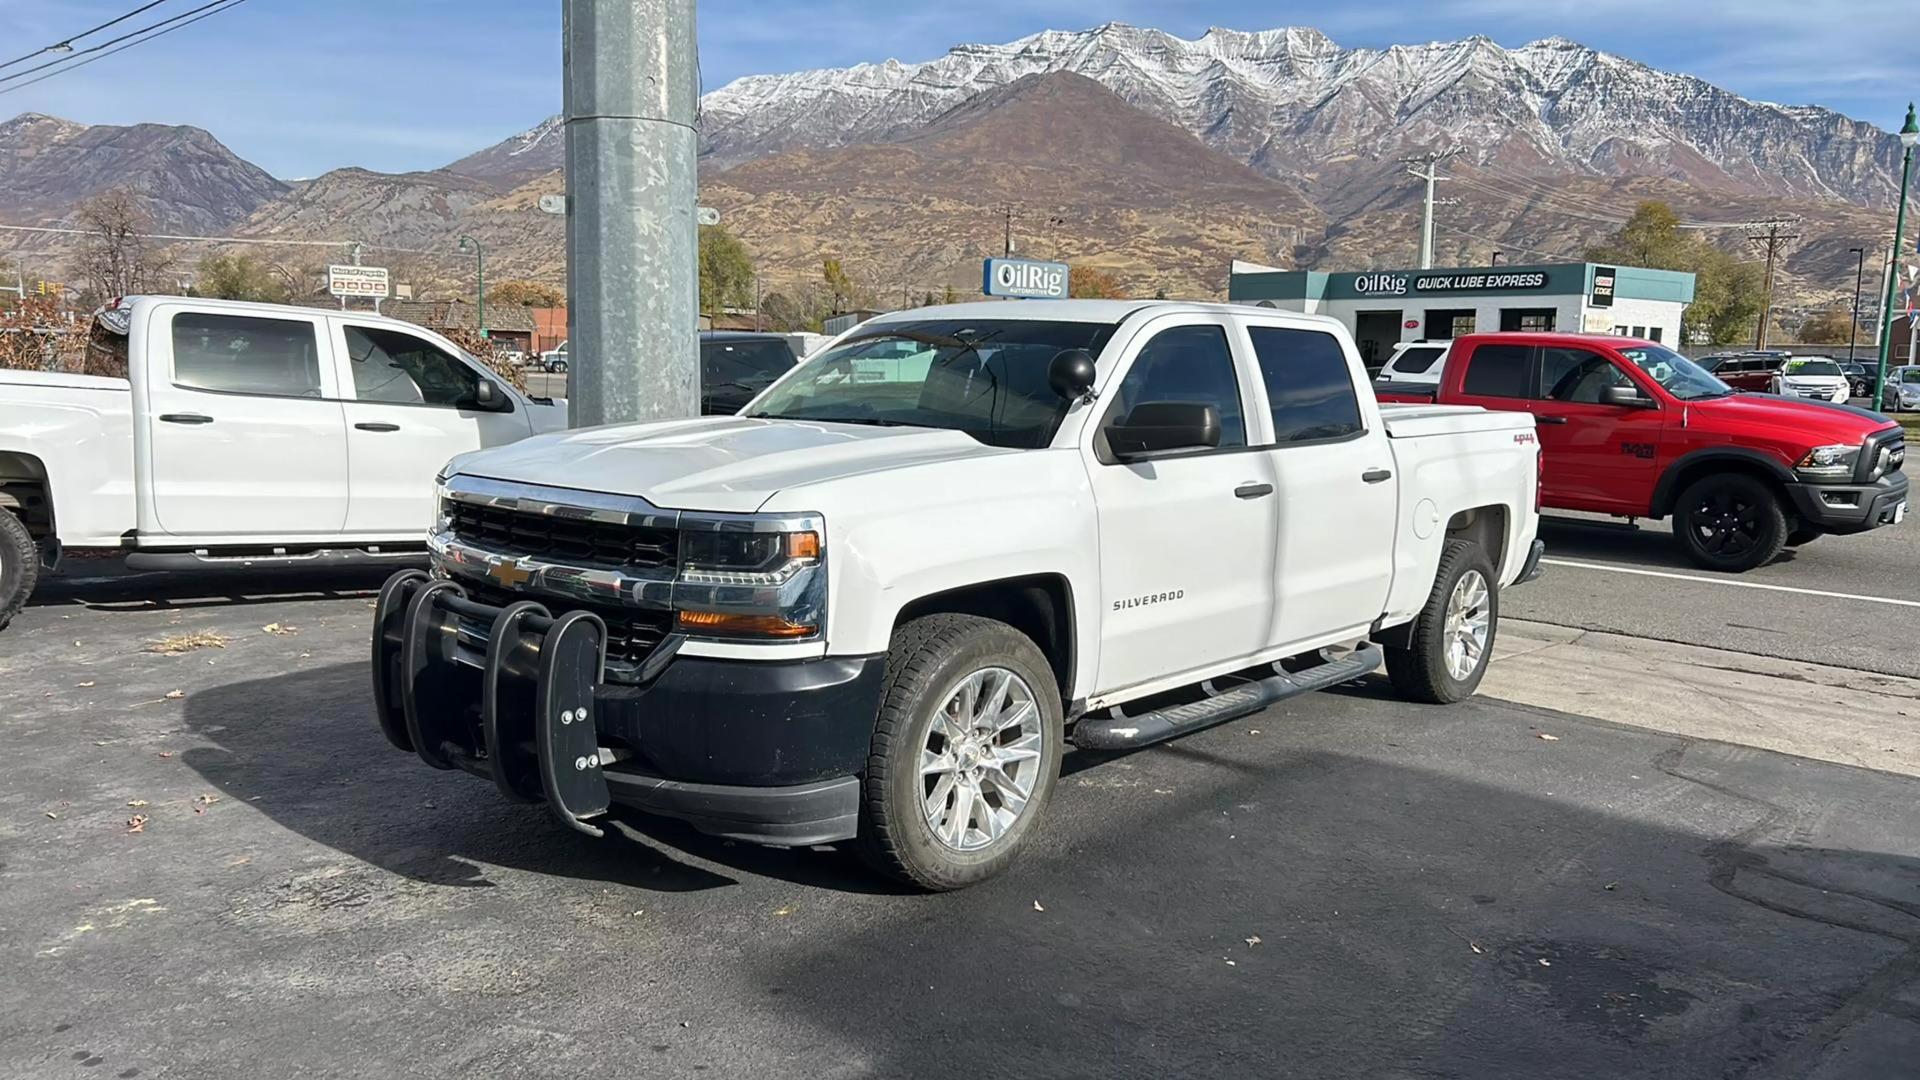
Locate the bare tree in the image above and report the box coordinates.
[74,190,169,300]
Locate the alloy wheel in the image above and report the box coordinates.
[1442,569,1491,682]
[920,667,1045,852]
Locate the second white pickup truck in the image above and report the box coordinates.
[0,296,565,628]
[371,300,1544,889]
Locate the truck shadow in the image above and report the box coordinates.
[177,659,908,896]
[30,562,412,614]
[1539,516,1799,572]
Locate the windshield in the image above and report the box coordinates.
[1616,344,1731,401]
[747,319,1120,448]
[1785,359,1842,376]
[702,339,795,388]
[1901,368,1920,385]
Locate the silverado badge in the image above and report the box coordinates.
[486,559,534,588]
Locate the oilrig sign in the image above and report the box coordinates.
[983,257,1069,300]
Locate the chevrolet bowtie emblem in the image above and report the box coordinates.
[486,559,534,588]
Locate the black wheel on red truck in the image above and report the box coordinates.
[1672,473,1786,572]
[0,509,37,632]
[855,613,1064,891]
[1384,539,1498,705]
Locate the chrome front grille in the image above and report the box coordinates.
[445,500,678,570]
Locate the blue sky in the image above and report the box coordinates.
[0,0,1907,179]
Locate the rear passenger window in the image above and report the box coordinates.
[1110,324,1246,448]
[1393,346,1444,375]
[1248,327,1363,443]
[1461,344,1531,398]
[171,313,322,397]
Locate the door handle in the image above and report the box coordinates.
[158,413,213,425]
[355,422,402,432]
[1535,416,1569,425]
[1361,468,1393,484]
[1234,482,1274,499]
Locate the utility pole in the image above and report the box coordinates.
[563,0,701,427]
[1744,215,1801,350]
[1848,247,1865,362]
[1404,151,1458,270]
[1002,204,1015,257]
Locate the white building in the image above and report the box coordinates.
[1228,261,1696,372]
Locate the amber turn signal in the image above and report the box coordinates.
[676,610,816,638]
[786,531,821,560]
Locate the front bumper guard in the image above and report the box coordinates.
[372,569,638,838]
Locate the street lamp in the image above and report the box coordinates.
[1848,247,1865,362]
[1874,103,1919,402]
[457,234,486,338]
[1490,251,1504,266]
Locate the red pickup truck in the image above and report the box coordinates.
[1376,332,1907,572]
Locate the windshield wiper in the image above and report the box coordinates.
[754,414,916,428]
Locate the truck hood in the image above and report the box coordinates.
[449,416,1015,512]
[1688,392,1894,442]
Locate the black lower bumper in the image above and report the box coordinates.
[1515,538,1547,584]
[1784,472,1909,535]
[371,570,881,846]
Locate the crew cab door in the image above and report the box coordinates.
[1530,344,1665,513]
[1240,320,1396,648]
[329,319,535,535]
[1086,317,1277,695]
[144,305,349,538]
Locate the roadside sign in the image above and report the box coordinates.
[537,194,567,215]
[983,257,1069,300]
[328,264,390,300]
[697,206,721,226]
[1591,266,1616,308]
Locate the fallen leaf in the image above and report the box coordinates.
[127,800,149,808]
[1224,959,1237,966]
[772,905,794,917]
[192,794,220,814]
[156,751,175,759]
[44,811,57,819]
[163,689,184,700]
[146,630,230,655]
[1248,729,1262,736]
[1538,959,1552,967]
[126,815,148,834]
[1536,733,1560,742]
[1245,934,1262,948]
[77,681,95,688]
[261,623,298,636]
[1469,942,1484,954]
[1033,900,1046,912]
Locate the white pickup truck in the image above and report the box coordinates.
[371,300,1543,889]
[0,296,565,628]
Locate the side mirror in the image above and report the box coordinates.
[1107,401,1220,460]
[474,380,506,411]
[1048,349,1097,401]
[1600,385,1655,409]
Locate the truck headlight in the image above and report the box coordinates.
[674,515,825,639]
[1795,444,1860,481]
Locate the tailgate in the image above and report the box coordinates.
[1381,403,1535,439]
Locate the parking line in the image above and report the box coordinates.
[1539,558,1920,609]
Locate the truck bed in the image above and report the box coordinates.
[1381,402,1534,439]
[0,369,130,393]
[1372,380,1438,404]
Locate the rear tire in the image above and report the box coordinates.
[855,614,1063,891]
[0,509,38,633]
[1385,539,1498,705]
[1672,474,1786,572]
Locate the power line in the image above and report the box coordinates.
[0,0,247,95]
[0,0,172,72]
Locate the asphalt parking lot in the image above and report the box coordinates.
[1509,512,1920,677]
[5,564,1920,1078]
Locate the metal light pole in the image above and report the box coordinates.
[563,0,701,428]
[1874,104,1919,402]
[1848,246,1865,361]
[457,234,485,338]
[1490,251,1503,266]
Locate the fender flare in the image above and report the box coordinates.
[1648,447,1795,518]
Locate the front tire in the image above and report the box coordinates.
[0,509,39,633]
[855,614,1063,891]
[1385,539,1498,705]
[1673,474,1786,572]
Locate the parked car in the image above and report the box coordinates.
[1882,366,1920,412]
[539,341,568,373]
[1698,352,1784,393]
[700,331,799,414]
[371,300,1543,889]
[1770,357,1851,403]
[1376,332,1906,572]
[1838,361,1873,399]
[0,296,567,629]
[1374,340,1450,386]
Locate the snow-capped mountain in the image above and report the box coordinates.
[450,23,1901,209]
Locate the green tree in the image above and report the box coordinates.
[941,284,959,305]
[487,279,565,307]
[698,225,756,314]
[195,252,290,303]
[1069,265,1126,299]
[1587,200,1765,346]
[821,257,858,312]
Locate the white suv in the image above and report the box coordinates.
[1375,341,1450,385]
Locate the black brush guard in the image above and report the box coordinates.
[372,569,623,837]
